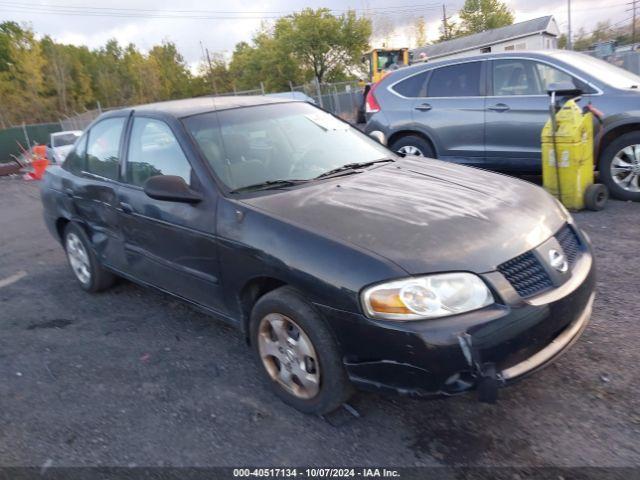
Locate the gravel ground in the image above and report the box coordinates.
[0,178,639,468]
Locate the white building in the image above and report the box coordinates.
[413,16,560,62]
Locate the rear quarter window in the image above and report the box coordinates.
[391,71,429,97]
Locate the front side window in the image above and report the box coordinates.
[392,71,429,97]
[126,118,192,187]
[493,59,541,96]
[184,102,391,192]
[85,118,125,180]
[428,62,481,97]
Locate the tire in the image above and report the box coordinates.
[390,135,435,158]
[584,183,608,211]
[249,286,353,414]
[63,223,116,293]
[599,131,640,201]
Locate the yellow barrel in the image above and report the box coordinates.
[541,99,594,211]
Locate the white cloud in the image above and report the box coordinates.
[3,0,632,64]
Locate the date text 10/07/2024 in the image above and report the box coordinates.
[232,468,401,478]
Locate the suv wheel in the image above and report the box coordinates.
[390,135,435,158]
[249,287,353,414]
[599,132,640,201]
[63,223,116,292]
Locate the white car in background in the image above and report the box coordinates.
[47,130,82,164]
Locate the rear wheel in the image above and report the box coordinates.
[249,287,353,414]
[63,223,116,292]
[599,132,640,201]
[390,135,435,158]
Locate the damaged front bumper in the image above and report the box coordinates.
[316,232,596,401]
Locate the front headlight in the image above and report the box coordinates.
[361,273,494,321]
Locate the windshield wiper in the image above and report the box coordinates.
[315,158,395,179]
[229,179,310,194]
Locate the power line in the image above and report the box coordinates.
[0,0,444,19]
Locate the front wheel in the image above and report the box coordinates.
[249,287,353,414]
[390,135,435,158]
[599,132,640,201]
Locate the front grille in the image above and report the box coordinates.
[498,251,553,298]
[555,224,581,266]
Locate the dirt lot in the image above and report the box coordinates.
[0,178,639,468]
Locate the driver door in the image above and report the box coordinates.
[117,115,225,312]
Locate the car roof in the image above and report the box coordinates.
[109,95,298,119]
[388,50,587,79]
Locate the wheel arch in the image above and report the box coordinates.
[598,121,640,168]
[387,130,437,157]
[238,276,288,343]
[55,217,70,242]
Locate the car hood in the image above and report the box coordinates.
[241,157,567,274]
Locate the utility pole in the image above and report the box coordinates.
[633,0,638,45]
[567,0,572,50]
[442,4,448,40]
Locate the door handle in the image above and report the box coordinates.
[120,202,133,214]
[488,103,510,112]
[63,188,74,198]
[414,103,432,112]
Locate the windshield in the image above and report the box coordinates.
[184,102,392,192]
[52,132,80,147]
[552,51,640,89]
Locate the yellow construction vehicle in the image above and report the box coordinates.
[357,48,410,123]
[362,48,410,84]
[542,82,608,211]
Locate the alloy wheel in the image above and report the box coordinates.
[257,313,320,399]
[397,145,424,157]
[66,232,91,285]
[611,145,640,193]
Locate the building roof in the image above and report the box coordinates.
[413,16,558,60]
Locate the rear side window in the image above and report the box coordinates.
[428,62,482,97]
[63,134,87,174]
[125,118,193,187]
[492,59,542,96]
[392,71,429,97]
[85,118,125,180]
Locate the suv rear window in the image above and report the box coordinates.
[392,71,429,97]
[428,62,482,97]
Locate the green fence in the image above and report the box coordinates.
[0,122,61,163]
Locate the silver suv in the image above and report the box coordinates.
[364,50,640,201]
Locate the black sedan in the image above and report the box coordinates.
[40,96,595,414]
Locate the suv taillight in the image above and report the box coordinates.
[365,83,381,113]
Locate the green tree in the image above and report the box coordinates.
[458,0,514,35]
[148,41,192,100]
[274,8,371,83]
[0,22,49,124]
[414,17,428,48]
[229,27,304,92]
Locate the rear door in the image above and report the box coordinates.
[484,58,594,172]
[116,114,225,313]
[65,116,128,271]
[412,61,486,165]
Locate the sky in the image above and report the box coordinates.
[0,0,631,70]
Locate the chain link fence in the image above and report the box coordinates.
[291,80,363,124]
[587,48,640,75]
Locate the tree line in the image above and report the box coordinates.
[0,8,371,127]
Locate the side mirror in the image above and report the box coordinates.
[546,81,582,98]
[143,175,203,204]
